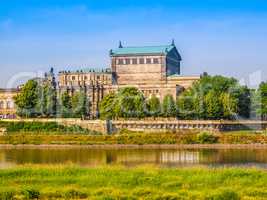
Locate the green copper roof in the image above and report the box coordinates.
[110,45,176,56]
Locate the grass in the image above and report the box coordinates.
[0,165,266,199]
[1,130,267,145]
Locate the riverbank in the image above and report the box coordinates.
[1,130,267,145]
[2,143,267,149]
[0,165,266,199]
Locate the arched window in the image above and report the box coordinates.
[6,101,13,109]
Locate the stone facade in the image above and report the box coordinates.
[110,42,199,100]
[58,69,114,117]
[58,42,200,116]
[0,89,18,118]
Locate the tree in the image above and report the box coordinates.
[147,95,161,118]
[204,90,222,120]
[232,86,251,119]
[71,91,89,119]
[176,75,250,120]
[116,87,145,118]
[220,92,238,119]
[99,92,117,119]
[251,89,262,120]
[176,90,196,119]
[60,91,72,118]
[36,83,57,117]
[257,82,267,120]
[162,94,177,118]
[99,87,145,119]
[14,80,38,118]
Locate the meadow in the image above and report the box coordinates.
[0,165,267,199]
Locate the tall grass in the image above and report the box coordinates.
[0,165,266,199]
[0,121,101,135]
[1,131,267,145]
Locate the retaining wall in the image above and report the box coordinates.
[1,119,267,134]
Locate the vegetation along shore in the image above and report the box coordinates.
[1,165,267,199]
[1,121,267,145]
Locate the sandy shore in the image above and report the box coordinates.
[1,144,267,149]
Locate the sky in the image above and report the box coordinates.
[0,0,267,88]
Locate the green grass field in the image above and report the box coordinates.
[0,165,266,199]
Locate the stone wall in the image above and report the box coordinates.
[2,119,267,134]
[111,55,166,85]
[110,120,267,133]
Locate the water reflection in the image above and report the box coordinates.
[0,148,267,168]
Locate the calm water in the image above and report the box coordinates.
[1,147,267,168]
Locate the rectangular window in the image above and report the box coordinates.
[72,76,75,80]
[132,58,138,64]
[118,59,124,65]
[139,58,145,64]
[146,58,151,64]
[125,58,131,65]
[153,58,159,64]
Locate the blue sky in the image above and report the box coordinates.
[1,0,267,88]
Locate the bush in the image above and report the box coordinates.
[206,189,240,200]
[0,121,101,135]
[0,189,16,200]
[64,189,87,199]
[197,132,219,144]
[22,187,40,199]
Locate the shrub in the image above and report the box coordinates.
[22,187,40,199]
[197,132,219,144]
[1,121,101,135]
[64,189,87,199]
[206,189,240,200]
[0,189,16,200]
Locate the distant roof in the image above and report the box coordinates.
[59,68,111,74]
[110,44,176,56]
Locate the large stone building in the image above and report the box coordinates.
[58,41,200,117]
[0,41,199,118]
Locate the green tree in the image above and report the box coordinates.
[60,91,72,118]
[36,84,57,117]
[147,95,161,118]
[116,87,145,118]
[220,92,238,119]
[176,90,196,119]
[176,74,251,120]
[257,82,267,120]
[232,86,251,119]
[14,80,39,118]
[162,94,177,118]
[99,87,145,119]
[250,89,262,120]
[72,91,89,119]
[204,90,222,120]
[99,92,117,119]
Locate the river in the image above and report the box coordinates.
[1,147,267,168]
